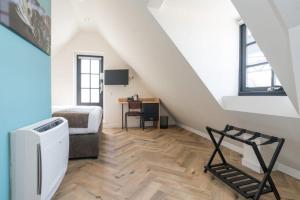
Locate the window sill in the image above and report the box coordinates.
[222,96,299,118]
[239,90,286,96]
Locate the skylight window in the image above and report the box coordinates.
[239,24,286,96]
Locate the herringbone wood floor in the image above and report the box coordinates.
[54,127,300,200]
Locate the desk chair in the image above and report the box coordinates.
[125,100,144,131]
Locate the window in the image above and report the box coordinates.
[239,24,286,96]
[77,55,104,106]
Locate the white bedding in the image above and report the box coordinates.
[52,106,102,135]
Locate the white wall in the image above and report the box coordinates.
[87,0,300,172]
[148,0,300,175]
[51,0,300,177]
[51,30,175,127]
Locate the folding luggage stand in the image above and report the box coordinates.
[204,125,285,200]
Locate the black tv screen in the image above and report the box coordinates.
[104,69,129,85]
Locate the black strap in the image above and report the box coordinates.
[233,129,246,137]
[246,132,261,142]
[260,137,278,146]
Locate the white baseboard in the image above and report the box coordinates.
[277,163,300,180]
[103,122,122,128]
[177,123,243,153]
[177,123,300,180]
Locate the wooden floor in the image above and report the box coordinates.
[54,127,300,200]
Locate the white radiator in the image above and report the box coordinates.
[10,117,69,200]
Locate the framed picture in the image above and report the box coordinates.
[0,0,51,55]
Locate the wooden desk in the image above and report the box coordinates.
[118,98,160,129]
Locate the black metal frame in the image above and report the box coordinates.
[239,24,286,96]
[204,125,285,200]
[77,55,104,107]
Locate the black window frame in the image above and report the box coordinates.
[77,55,104,106]
[239,24,286,96]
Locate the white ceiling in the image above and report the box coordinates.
[51,0,78,54]
[162,0,240,19]
[52,0,240,54]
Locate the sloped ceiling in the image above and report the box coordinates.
[52,0,300,171]
[148,0,166,9]
[273,0,300,29]
[148,0,241,103]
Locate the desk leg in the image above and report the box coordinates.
[157,103,160,129]
[122,104,124,129]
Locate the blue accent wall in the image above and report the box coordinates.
[0,25,51,199]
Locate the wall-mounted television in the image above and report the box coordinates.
[104,69,129,85]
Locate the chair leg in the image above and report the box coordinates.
[140,117,142,128]
[125,114,128,131]
[143,117,145,130]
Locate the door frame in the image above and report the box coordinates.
[76,54,104,107]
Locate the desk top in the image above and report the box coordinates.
[118,97,160,104]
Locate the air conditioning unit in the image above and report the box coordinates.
[11,117,69,200]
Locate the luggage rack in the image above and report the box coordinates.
[204,125,285,200]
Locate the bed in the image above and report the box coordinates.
[52,106,103,159]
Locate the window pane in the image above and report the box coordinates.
[91,75,99,88]
[91,60,100,74]
[81,74,90,88]
[246,64,272,88]
[246,28,255,44]
[81,59,90,73]
[81,89,90,103]
[275,76,282,86]
[91,89,99,103]
[246,43,267,65]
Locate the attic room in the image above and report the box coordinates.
[0,0,300,199]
